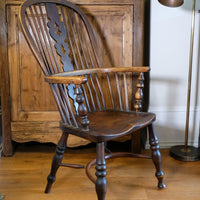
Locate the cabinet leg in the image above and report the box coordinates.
[45,132,69,193]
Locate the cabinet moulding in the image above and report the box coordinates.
[5,0,137,6]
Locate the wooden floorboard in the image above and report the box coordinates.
[0,143,200,200]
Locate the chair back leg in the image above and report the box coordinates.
[148,124,166,189]
[45,132,69,193]
[95,142,107,200]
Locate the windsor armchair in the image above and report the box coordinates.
[19,0,165,199]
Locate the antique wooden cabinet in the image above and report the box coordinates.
[0,0,145,156]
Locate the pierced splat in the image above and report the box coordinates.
[46,3,74,72]
[46,3,78,111]
[54,23,62,36]
[67,84,78,114]
[74,85,89,130]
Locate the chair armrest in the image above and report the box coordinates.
[49,66,150,77]
[45,76,87,85]
[100,66,150,73]
[45,75,89,130]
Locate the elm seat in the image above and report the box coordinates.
[19,0,166,199]
[62,111,156,142]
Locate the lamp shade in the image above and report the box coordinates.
[158,0,184,7]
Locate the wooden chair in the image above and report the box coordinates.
[19,0,166,199]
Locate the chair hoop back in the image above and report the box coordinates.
[19,0,102,76]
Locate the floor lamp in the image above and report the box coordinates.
[158,0,200,161]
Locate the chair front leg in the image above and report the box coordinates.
[95,142,107,200]
[45,131,69,193]
[148,124,166,189]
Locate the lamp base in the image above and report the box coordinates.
[170,145,200,161]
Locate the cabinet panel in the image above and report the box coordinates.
[7,6,58,121]
[81,5,133,67]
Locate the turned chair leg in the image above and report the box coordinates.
[95,142,107,200]
[148,124,166,189]
[45,132,69,193]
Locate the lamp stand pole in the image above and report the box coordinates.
[170,0,200,161]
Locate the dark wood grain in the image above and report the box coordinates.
[61,110,156,142]
[0,0,13,156]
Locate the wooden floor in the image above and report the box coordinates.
[0,142,200,200]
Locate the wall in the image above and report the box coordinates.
[149,0,200,148]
